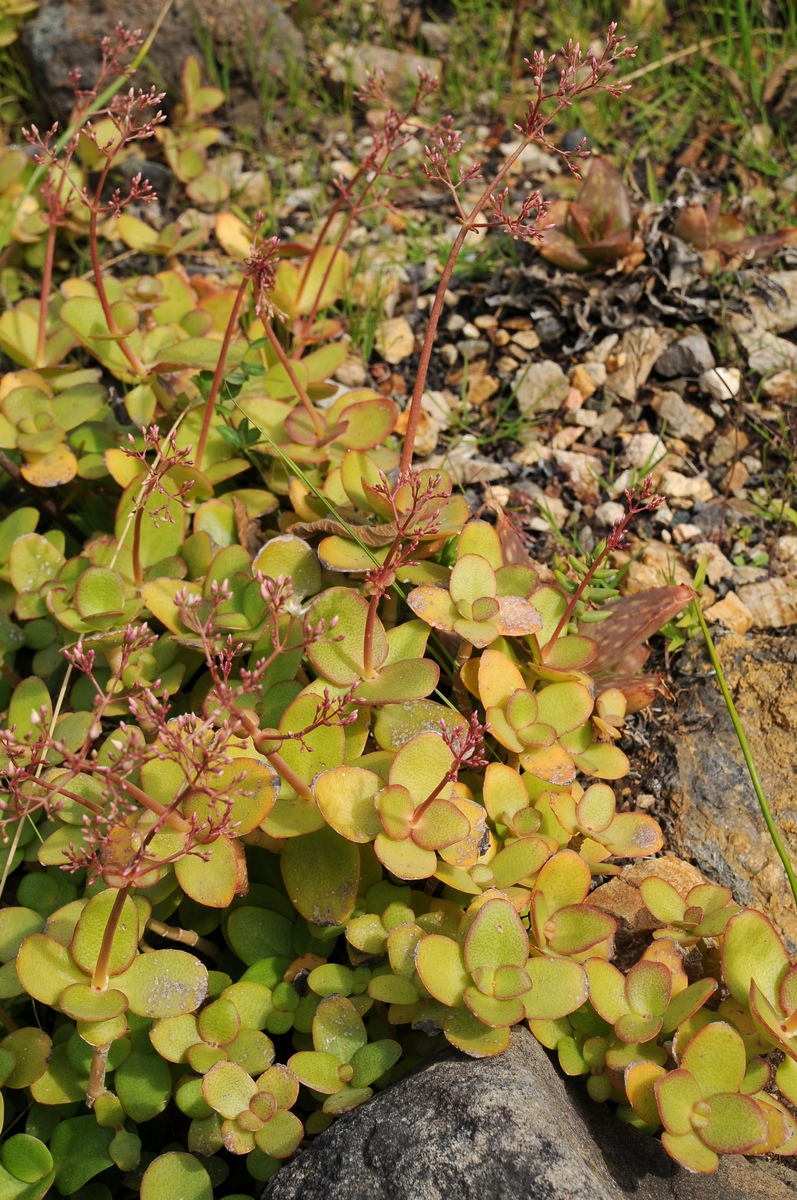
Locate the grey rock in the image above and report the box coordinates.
[650,390,716,442]
[669,634,797,950]
[515,359,570,415]
[22,0,304,121]
[419,21,451,54]
[264,1027,797,1200]
[654,334,715,378]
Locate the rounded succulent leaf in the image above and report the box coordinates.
[523,958,588,1020]
[1,1133,53,1183]
[414,934,468,1007]
[625,960,672,1018]
[312,995,367,1063]
[681,1021,747,1097]
[225,908,294,966]
[535,850,591,912]
[70,889,140,978]
[17,934,86,1005]
[464,898,528,974]
[281,824,359,928]
[197,998,241,1048]
[313,767,383,843]
[349,1039,402,1088]
[306,588,388,685]
[443,1009,510,1057]
[59,984,128,1022]
[288,1050,344,1094]
[482,761,530,825]
[175,835,243,909]
[478,649,526,709]
[140,1152,213,1200]
[699,1093,768,1155]
[374,833,436,880]
[202,1061,257,1119]
[625,1060,666,1127]
[722,909,790,1008]
[253,1109,304,1159]
[113,949,208,1019]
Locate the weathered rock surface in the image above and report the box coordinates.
[669,634,797,948]
[263,1027,797,1200]
[654,333,715,378]
[22,0,304,120]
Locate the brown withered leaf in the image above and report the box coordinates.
[289,516,399,546]
[582,584,694,675]
[232,496,263,558]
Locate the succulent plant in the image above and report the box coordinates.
[0,18,788,1192]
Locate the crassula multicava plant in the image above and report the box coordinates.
[0,19,793,1197]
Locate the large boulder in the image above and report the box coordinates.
[22,0,304,121]
[263,1027,797,1200]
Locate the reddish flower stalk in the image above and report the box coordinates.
[361,470,446,677]
[399,26,636,473]
[547,475,664,647]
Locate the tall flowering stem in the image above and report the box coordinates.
[547,475,663,646]
[399,26,636,473]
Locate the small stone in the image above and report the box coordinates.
[515,360,570,415]
[739,270,797,334]
[461,321,479,339]
[660,470,714,504]
[761,369,797,402]
[489,327,511,347]
[732,566,768,587]
[511,437,548,466]
[625,433,667,469]
[723,460,750,493]
[686,542,735,584]
[439,344,458,366]
[456,338,490,360]
[334,356,367,387]
[506,343,530,362]
[497,355,519,375]
[707,428,749,467]
[737,326,797,373]
[553,449,602,504]
[604,327,672,403]
[419,20,451,53]
[325,42,440,92]
[654,333,716,378]
[584,333,619,363]
[498,140,559,173]
[672,523,703,545]
[774,536,797,564]
[650,390,716,442]
[467,373,500,407]
[700,366,742,400]
[566,409,599,428]
[551,426,583,450]
[569,365,598,399]
[528,494,568,529]
[535,315,565,342]
[446,313,466,333]
[594,501,625,526]
[376,317,415,364]
[736,577,797,628]
[395,407,438,457]
[511,329,541,351]
[473,314,497,330]
[564,387,584,411]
